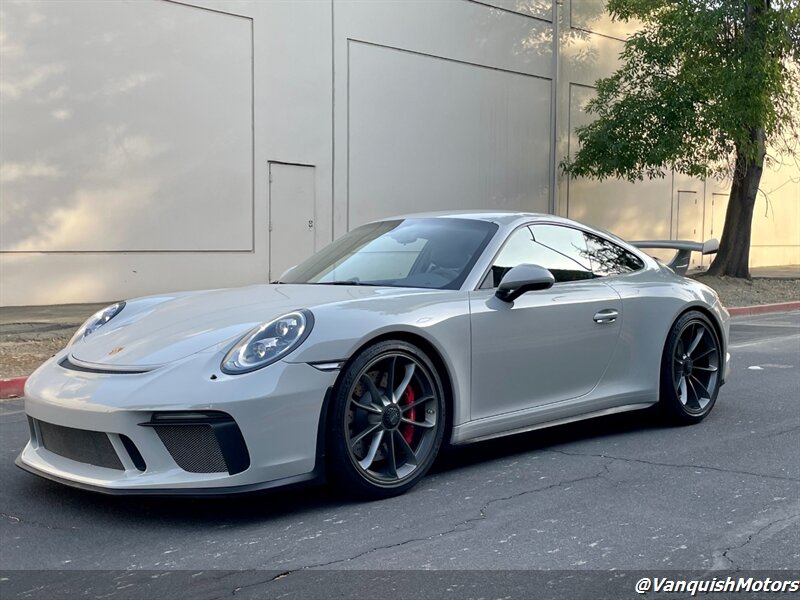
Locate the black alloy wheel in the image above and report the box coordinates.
[660,310,722,424]
[328,340,446,499]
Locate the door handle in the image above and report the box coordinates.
[593,309,619,324]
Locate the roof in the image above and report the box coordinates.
[384,210,562,227]
[379,210,654,261]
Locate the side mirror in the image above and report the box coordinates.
[495,264,555,302]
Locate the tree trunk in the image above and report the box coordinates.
[706,129,766,278]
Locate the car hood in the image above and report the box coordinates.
[69,284,430,368]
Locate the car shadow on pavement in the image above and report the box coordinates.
[432,408,668,475]
[15,408,670,525]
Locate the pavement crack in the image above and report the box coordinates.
[765,423,800,439]
[1,511,78,532]
[267,463,611,576]
[548,449,800,483]
[227,573,289,596]
[715,513,800,571]
[466,462,611,526]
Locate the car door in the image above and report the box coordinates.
[469,223,622,420]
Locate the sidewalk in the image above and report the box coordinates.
[749,264,800,279]
[0,302,108,328]
[688,264,800,279]
[0,303,106,381]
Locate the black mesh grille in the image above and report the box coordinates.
[37,420,123,470]
[155,425,228,473]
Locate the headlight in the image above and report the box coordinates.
[221,310,313,374]
[69,302,126,346]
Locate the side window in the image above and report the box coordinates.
[481,226,538,288]
[584,233,644,277]
[528,224,594,283]
[481,224,594,288]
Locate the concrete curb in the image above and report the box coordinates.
[728,301,800,317]
[0,377,26,400]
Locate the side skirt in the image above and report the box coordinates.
[451,402,655,446]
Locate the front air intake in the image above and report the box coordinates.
[140,411,250,475]
[36,420,124,471]
[154,425,228,473]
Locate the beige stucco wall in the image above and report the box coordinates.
[558,0,799,269]
[0,0,797,306]
[749,146,800,267]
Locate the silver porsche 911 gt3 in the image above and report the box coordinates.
[17,212,730,499]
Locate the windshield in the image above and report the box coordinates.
[281,218,498,290]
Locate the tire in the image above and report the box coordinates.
[327,340,447,500]
[659,310,722,424]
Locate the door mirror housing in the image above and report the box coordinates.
[495,264,555,302]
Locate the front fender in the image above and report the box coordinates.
[286,292,472,426]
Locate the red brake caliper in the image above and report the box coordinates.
[400,385,416,444]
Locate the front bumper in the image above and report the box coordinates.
[14,454,321,496]
[16,350,337,494]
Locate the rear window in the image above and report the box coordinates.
[584,233,644,277]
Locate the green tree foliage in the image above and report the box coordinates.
[562,0,800,278]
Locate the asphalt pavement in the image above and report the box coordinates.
[1,312,798,598]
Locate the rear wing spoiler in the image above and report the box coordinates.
[630,239,719,275]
